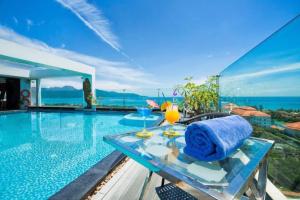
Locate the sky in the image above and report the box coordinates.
[0,0,300,95]
[220,14,300,97]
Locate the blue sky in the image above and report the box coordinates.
[0,0,300,94]
[220,14,300,97]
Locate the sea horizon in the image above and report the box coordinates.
[42,95,300,111]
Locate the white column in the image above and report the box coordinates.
[36,79,42,107]
[90,75,96,110]
[91,74,96,98]
[82,77,87,108]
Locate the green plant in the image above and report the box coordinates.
[83,78,92,108]
[87,93,97,106]
[176,76,219,115]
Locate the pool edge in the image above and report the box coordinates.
[49,150,126,200]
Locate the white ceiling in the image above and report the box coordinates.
[0,39,95,79]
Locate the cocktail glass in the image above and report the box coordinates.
[136,107,153,138]
[164,104,181,137]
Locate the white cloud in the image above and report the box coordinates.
[56,49,156,85]
[56,0,120,51]
[223,62,300,80]
[193,77,206,85]
[42,78,139,91]
[96,80,138,91]
[0,25,157,89]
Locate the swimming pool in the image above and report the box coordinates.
[0,111,160,200]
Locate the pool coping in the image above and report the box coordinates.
[49,151,126,200]
[28,106,161,112]
[0,109,27,115]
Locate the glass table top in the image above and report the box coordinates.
[103,124,274,200]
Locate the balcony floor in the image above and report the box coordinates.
[90,158,160,200]
[89,157,287,200]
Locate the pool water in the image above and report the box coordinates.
[0,111,157,200]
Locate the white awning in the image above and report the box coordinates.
[0,39,95,79]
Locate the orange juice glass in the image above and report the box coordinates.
[165,105,180,125]
[164,105,180,136]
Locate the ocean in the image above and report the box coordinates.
[221,96,300,111]
[42,96,183,108]
[42,96,300,111]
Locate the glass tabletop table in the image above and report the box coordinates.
[103,124,274,200]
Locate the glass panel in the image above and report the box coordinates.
[219,16,300,197]
[40,78,183,108]
[97,88,183,108]
[41,78,83,107]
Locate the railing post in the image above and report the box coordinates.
[216,75,221,112]
[122,89,126,107]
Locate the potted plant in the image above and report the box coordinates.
[176,76,219,116]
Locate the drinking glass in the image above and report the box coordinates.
[164,105,180,136]
[136,107,153,138]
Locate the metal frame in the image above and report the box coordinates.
[179,112,230,125]
[138,147,270,200]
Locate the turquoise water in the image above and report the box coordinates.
[0,111,154,200]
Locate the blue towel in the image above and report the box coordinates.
[183,115,253,161]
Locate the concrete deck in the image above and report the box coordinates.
[90,157,287,200]
[91,159,161,200]
[90,159,215,200]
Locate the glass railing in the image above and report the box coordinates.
[41,87,183,108]
[219,15,300,198]
[96,88,182,108]
[41,86,84,107]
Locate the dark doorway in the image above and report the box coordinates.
[0,77,20,110]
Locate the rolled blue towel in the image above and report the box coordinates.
[183,115,252,161]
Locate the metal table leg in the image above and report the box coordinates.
[257,158,268,199]
[249,158,268,200]
[161,178,165,187]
